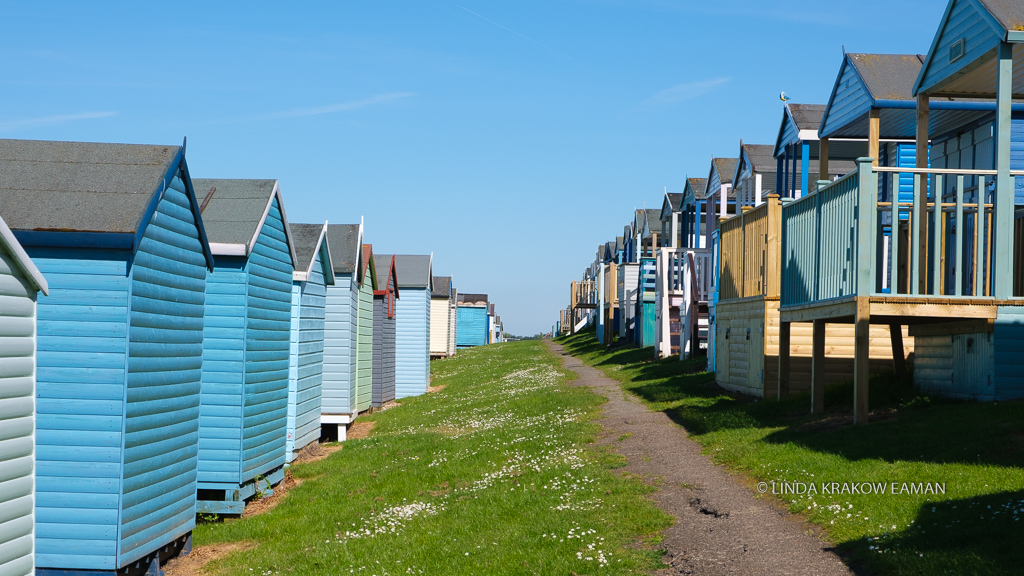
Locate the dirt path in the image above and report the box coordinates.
[548,341,856,576]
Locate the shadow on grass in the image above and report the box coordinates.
[837,489,1024,576]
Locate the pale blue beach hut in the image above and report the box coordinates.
[0,214,47,576]
[192,178,297,514]
[321,223,363,441]
[0,139,213,573]
[394,255,433,398]
[287,222,334,461]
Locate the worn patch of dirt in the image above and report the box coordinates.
[347,420,376,440]
[293,441,343,465]
[242,469,301,518]
[428,384,446,393]
[163,541,257,576]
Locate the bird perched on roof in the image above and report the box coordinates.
[780,91,791,102]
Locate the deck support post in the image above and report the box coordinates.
[811,319,825,413]
[778,320,791,399]
[994,41,1014,300]
[916,94,930,294]
[889,323,907,380]
[868,109,880,167]
[854,298,870,423]
[819,137,830,182]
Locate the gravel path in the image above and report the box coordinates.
[547,341,857,576]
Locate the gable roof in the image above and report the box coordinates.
[683,178,708,207]
[0,138,214,267]
[458,293,488,306]
[325,223,362,275]
[290,221,334,284]
[393,254,433,289]
[372,253,399,298]
[774,103,826,157]
[432,276,452,298]
[194,178,297,267]
[0,214,47,295]
[642,209,661,237]
[660,192,683,221]
[733,143,778,188]
[359,244,376,289]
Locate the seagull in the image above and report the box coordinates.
[780,91,791,102]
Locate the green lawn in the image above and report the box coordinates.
[193,340,671,575]
[559,331,1024,576]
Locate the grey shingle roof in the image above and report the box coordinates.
[848,53,924,101]
[687,178,707,201]
[979,0,1024,32]
[393,254,432,288]
[667,193,683,211]
[743,144,777,172]
[0,139,181,233]
[290,222,328,276]
[326,224,361,274]
[194,178,279,247]
[713,158,739,185]
[644,209,660,232]
[788,103,826,131]
[458,293,488,305]
[373,253,398,297]
[432,276,451,298]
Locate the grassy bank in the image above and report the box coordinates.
[559,331,1024,575]
[193,340,671,575]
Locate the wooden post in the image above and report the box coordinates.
[889,323,907,380]
[994,41,1014,300]
[778,320,791,399]
[916,94,930,294]
[854,297,870,423]
[812,319,825,413]
[765,195,781,299]
[868,108,880,167]
[819,137,830,182]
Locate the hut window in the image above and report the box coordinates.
[949,38,965,63]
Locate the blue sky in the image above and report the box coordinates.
[1,1,941,335]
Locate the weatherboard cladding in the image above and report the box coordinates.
[356,247,375,413]
[322,224,361,417]
[372,254,397,407]
[916,0,1012,97]
[394,256,431,399]
[457,306,489,347]
[0,220,43,576]
[287,231,328,461]
[199,192,291,494]
[27,168,207,570]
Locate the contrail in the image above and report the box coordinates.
[457,5,579,64]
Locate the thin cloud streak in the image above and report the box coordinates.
[456,5,579,64]
[261,92,415,120]
[643,77,731,105]
[0,111,116,132]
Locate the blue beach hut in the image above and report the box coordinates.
[0,214,47,576]
[0,139,213,573]
[393,255,433,398]
[286,222,334,461]
[192,178,297,514]
[321,223,363,441]
[456,293,490,348]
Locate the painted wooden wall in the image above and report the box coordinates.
[0,241,39,576]
[372,296,396,407]
[430,297,450,355]
[395,288,429,399]
[355,274,373,413]
[917,0,1001,95]
[33,174,206,571]
[994,306,1024,400]
[322,273,357,417]
[287,244,327,461]
[200,198,290,494]
[456,307,488,347]
[820,58,869,138]
[447,299,457,356]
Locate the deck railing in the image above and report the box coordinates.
[570,279,597,308]
[660,247,712,300]
[719,195,782,301]
[780,157,1023,307]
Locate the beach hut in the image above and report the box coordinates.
[456,293,489,348]
[321,223,362,441]
[488,303,497,344]
[430,276,453,358]
[372,253,398,407]
[659,192,683,249]
[393,255,433,398]
[192,178,296,514]
[448,286,458,356]
[356,244,376,413]
[0,139,213,573]
[286,222,334,461]
[0,214,47,576]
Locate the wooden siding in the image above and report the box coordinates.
[240,198,291,481]
[820,57,870,138]
[199,256,246,487]
[456,307,488,347]
[915,332,994,400]
[429,297,450,355]
[447,301,457,356]
[372,296,395,407]
[395,288,429,399]
[322,274,357,416]
[994,306,1024,400]
[918,0,1002,95]
[355,276,373,413]
[0,245,37,576]
[32,248,129,571]
[119,174,205,566]
[287,246,326,460]
[716,298,912,398]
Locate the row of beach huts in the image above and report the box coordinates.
[560,0,1024,417]
[0,137,504,575]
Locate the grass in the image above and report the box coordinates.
[558,331,1024,576]
[193,340,671,575]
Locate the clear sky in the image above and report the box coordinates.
[1,1,942,335]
